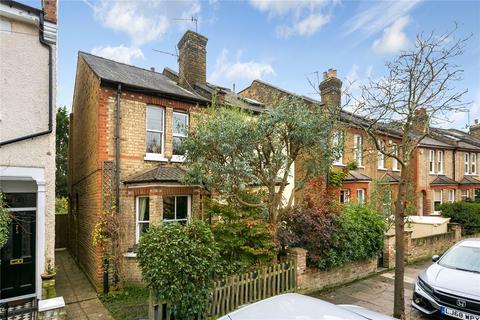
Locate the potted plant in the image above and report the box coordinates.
[41,259,57,280]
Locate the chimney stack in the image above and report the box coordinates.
[177,30,208,88]
[470,119,480,139]
[319,68,342,109]
[42,0,57,23]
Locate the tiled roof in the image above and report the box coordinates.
[79,52,208,103]
[459,176,480,185]
[124,166,186,184]
[380,172,401,184]
[430,176,458,185]
[343,171,372,182]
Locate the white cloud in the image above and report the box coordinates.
[249,0,337,38]
[209,49,275,83]
[372,16,411,54]
[344,0,420,37]
[92,0,201,46]
[91,45,144,64]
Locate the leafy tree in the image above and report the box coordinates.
[0,193,11,249]
[346,27,470,318]
[183,97,337,240]
[207,199,276,274]
[56,106,69,198]
[137,221,220,319]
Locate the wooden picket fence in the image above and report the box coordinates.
[150,259,297,320]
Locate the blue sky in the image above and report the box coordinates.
[27,0,480,129]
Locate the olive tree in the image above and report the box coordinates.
[347,27,470,319]
[183,96,337,238]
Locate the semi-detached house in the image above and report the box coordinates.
[68,31,266,290]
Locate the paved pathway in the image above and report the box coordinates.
[55,249,113,320]
[311,260,433,320]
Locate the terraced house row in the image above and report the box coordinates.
[67,30,480,291]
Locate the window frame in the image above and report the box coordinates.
[437,150,444,174]
[464,153,470,175]
[357,189,365,204]
[172,110,189,162]
[433,190,443,214]
[377,140,385,169]
[340,189,350,204]
[392,144,399,171]
[332,131,344,166]
[471,153,477,175]
[429,150,435,174]
[145,105,165,159]
[448,189,455,203]
[353,134,363,167]
[162,195,191,223]
[135,196,150,243]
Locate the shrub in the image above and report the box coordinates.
[439,202,480,235]
[0,193,11,249]
[207,201,276,275]
[137,221,220,320]
[278,205,337,266]
[55,197,68,215]
[318,204,385,269]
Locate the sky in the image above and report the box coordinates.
[25,0,480,129]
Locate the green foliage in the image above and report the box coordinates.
[318,204,385,270]
[207,200,276,274]
[56,106,69,198]
[137,221,220,319]
[55,197,68,215]
[369,179,394,226]
[101,286,149,320]
[182,96,337,219]
[0,193,11,249]
[439,202,480,235]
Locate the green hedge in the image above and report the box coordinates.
[439,202,480,235]
[317,205,385,270]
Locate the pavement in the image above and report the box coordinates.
[55,249,113,320]
[311,260,432,320]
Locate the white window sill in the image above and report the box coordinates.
[39,297,65,312]
[377,167,387,171]
[392,169,400,172]
[123,252,137,258]
[333,163,346,167]
[144,153,168,162]
[357,165,365,169]
[171,155,185,163]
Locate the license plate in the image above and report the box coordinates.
[441,306,480,320]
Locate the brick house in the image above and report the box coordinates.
[0,0,58,304]
[68,31,265,290]
[240,70,480,214]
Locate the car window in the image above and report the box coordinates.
[439,245,480,273]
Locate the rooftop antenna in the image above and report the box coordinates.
[152,49,178,57]
[172,16,198,33]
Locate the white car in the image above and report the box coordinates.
[218,293,396,320]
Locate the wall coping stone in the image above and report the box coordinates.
[38,297,65,312]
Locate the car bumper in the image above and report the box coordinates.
[412,282,442,315]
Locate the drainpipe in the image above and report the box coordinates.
[0,13,53,146]
[115,83,121,213]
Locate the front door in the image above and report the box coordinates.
[0,193,36,300]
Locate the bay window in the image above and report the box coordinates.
[357,189,365,204]
[163,195,190,223]
[146,106,164,155]
[340,189,350,204]
[172,111,188,159]
[353,134,363,167]
[433,190,442,214]
[136,196,150,243]
[448,189,455,203]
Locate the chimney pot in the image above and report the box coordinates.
[475,119,479,125]
[150,67,155,72]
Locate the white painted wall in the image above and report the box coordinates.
[0,12,56,294]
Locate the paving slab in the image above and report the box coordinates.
[55,250,113,320]
[311,259,433,319]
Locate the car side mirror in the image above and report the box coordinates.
[432,255,440,263]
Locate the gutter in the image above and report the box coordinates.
[0,13,53,146]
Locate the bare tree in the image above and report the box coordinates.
[346,26,471,319]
